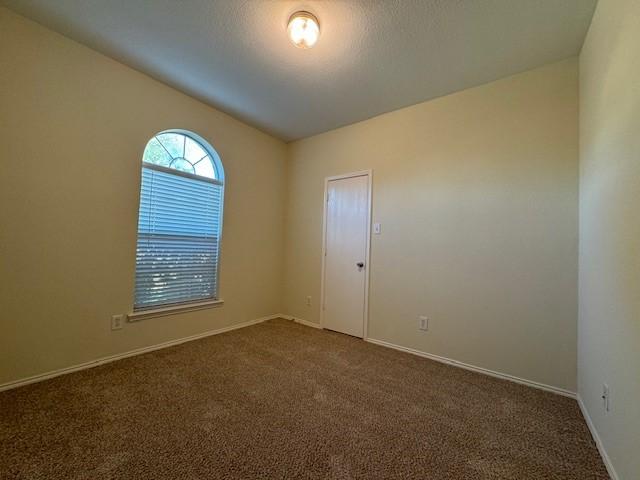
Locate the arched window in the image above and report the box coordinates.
[133,130,224,311]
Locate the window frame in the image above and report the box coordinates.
[129,129,225,320]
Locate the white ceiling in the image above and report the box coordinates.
[2,0,597,141]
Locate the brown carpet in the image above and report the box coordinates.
[1,318,608,479]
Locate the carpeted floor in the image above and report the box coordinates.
[1,318,608,479]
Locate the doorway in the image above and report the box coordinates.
[320,171,372,338]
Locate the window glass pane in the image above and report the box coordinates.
[184,137,208,163]
[156,133,184,158]
[194,157,215,178]
[143,133,217,179]
[143,137,172,167]
[170,158,195,174]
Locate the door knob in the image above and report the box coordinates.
[356,262,364,268]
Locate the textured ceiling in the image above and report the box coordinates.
[2,0,597,141]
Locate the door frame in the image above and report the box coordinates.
[319,170,372,339]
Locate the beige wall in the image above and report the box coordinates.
[0,8,286,385]
[579,0,640,478]
[284,59,579,392]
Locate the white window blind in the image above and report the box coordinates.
[134,131,224,311]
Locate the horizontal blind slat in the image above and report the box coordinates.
[134,166,223,309]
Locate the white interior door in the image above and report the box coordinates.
[322,174,370,338]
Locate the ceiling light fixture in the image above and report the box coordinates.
[287,11,320,49]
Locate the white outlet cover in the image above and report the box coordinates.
[373,223,382,234]
[111,314,124,330]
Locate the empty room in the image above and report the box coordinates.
[0,1,638,479]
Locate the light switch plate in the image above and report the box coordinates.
[373,223,381,234]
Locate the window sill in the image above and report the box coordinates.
[127,299,224,322]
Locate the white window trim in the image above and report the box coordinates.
[128,298,224,322]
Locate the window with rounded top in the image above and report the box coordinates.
[133,130,225,311]
[142,131,223,180]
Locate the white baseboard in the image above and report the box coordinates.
[281,319,575,399]
[366,337,576,399]
[0,314,281,393]
[577,395,619,480]
[280,314,322,329]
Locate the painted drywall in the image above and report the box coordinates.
[284,59,579,392]
[578,0,640,477]
[0,8,287,386]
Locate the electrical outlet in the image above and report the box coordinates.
[418,315,428,331]
[602,383,610,412]
[306,296,312,307]
[111,314,124,331]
